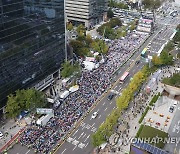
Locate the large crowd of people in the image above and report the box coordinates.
[19,31,149,153]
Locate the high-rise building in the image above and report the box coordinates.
[65,0,108,28]
[0,0,66,110]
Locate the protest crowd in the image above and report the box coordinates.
[19,31,149,153]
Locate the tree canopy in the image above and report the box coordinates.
[109,0,129,9]
[6,89,46,119]
[67,22,73,31]
[91,65,152,147]
[142,0,161,9]
[97,18,122,39]
[107,8,114,19]
[91,39,109,54]
[61,61,80,78]
[162,73,180,88]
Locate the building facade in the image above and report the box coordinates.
[65,0,108,28]
[0,0,66,109]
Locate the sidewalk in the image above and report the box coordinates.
[0,117,31,153]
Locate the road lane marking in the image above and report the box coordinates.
[72,130,79,136]
[110,101,113,105]
[25,150,30,154]
[78,143,86,149]
[102,102,105,106]
[52,28,160,154]
[97,109,99,112]
[73,145,77,151]
[82,133,86,139]
[92,123,95,127]
[85,142,89,147]
[61,149,67,154]
[105,107,107,111]
[78,132,84,139]
[98,115,101,119]
[84,135,90,142]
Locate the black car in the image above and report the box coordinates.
[135,60,140,65]
[108,94,115,100]
[169,106,174,113]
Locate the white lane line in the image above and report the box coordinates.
[82,133,86,139]
[85,142,89,147]
[118,87,122,91]
[104,107,107,111]
[114,85,118,89]
[78,132,84,139]
[102,102,105,106]
[72,129,79,136]
[84,135,90,142]
[97,109,99,112]
[92,123,95,127]
[25,150,30,154]
[98,115,101,119]
[73,145,77,151]
[110,101,113,105]
[61,149,67,154]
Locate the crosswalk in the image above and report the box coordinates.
[66,122,97,150]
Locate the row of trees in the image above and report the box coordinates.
[91,65,151,146]
[142,0,161,9]
[97,18,122,39]
[152,41,174,66]
[5,89,46,119]
[109,0,129,9]
[70,34,108,57]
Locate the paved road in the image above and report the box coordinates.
[7,12,180,154]
[54,26,164,154]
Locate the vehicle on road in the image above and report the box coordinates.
[135,60,140,65]
[141,48,148,58]
[107,93,115,100]
[0,131,3,139]
[91,112,98,119]
[120,71,129,83]
[169,106,174,113]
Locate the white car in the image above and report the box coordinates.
[91,112,98,119]
[0,131,4,139]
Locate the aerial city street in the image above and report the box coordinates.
[0,0,180,154]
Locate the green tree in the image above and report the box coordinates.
[160,51,173,65]
[5,89,46,119]
[61,61,80,78]
[142,0,161,9]
[107,8,114,18]
[6,94,21,119]
[76,24,86,36]
[70,40,84,56]
[152,55,162,66]
[91,39,108,54]
[67,22,73,31]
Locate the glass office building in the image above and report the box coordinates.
[0,0,65,109]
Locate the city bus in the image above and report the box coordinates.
[120,72,129,83]
[141,48,148,58]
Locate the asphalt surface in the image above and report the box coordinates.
[54,26,164,154]
[7,12,180,154]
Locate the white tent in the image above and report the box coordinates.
[83,61,95,71]
[60,90,69,99]
[69,85,79,93]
